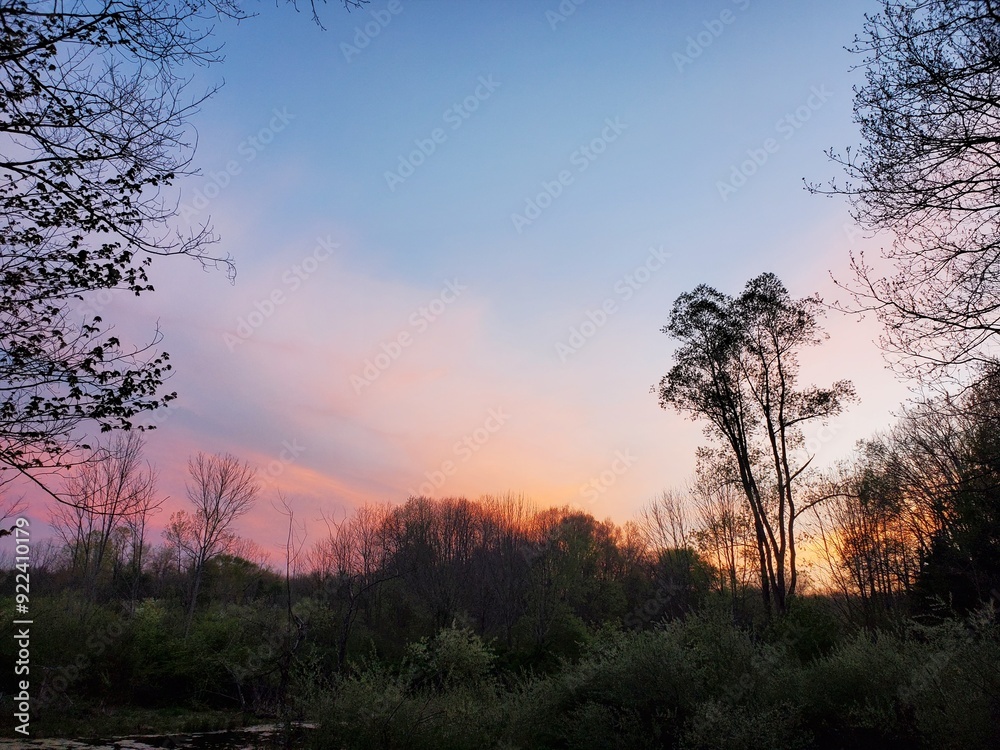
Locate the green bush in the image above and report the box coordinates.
[312,624,503,750]
[898,610,1000,749]
[767,596,842,662]
[312,663,505,750]
[680,700,809,750]
[799,630,912,745]
[406,623,496,689]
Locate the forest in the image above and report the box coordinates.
[2,0,1000,748]
[1,359,998,748]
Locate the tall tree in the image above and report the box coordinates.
[655,273,855,613]
[310,502,399,670]
[171,451,258,635]
[817,0,1000,377]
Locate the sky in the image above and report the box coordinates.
[33,0,917,560]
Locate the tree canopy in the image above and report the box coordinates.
[656,273,855,613]
[819,0,1000,377]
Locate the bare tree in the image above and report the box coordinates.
[636,489,718,619]
[809,456,917,627]
[310,502,398,670]
[476,493,534,645]
[49,432,159,601]
[638,489,691,552]
[691,465,756,608]
[174,452,259,635]
[0,493,26,535]
[808,363,1000,621]
[122,487,162,610]
[816,0,1000,378]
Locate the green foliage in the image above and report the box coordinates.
[312,650,504,750]
[766,596,842,662]
[406,623,497,690]
[124,599,191,704]
[510,627,694,748]
[17,579,1000,749]
[19,473,1000,746]
[510,604,591,670]
[312,605,1000,750]
[897,611,1000,749]
[800,629,912,742]
[680,702,809,750]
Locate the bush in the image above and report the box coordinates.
[312,624,503,750]
[312,663,504,750]
[680,701,809,750]
[899,609,1000,749]
[406,623,496,690]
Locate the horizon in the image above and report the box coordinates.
[11,0,915,561]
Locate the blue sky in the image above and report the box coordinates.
[45,0,914,553]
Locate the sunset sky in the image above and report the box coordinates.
[38,0,914,558]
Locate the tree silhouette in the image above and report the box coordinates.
[655,273,855,614]
[0,0,362,491]
[816,0,1000,378]
[169,451,258,636]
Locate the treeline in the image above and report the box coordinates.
[0,362,995,748]
[818,363,1000,623]
[15,489,719,704]
[0,365,997,747]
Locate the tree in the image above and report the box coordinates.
[903,365,1000,611]
[169,451,258,635]
[635,490,718,619]
[49,431,159,602]
[655,273,855,614]
[817,0,1000,377]
[812,447,921,626]
[690,466,757,611]
[310,502,399,670]
[0,0,362,490]
[474,493,535,647]
[811,362,1000,619]
[519,508,625,650]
